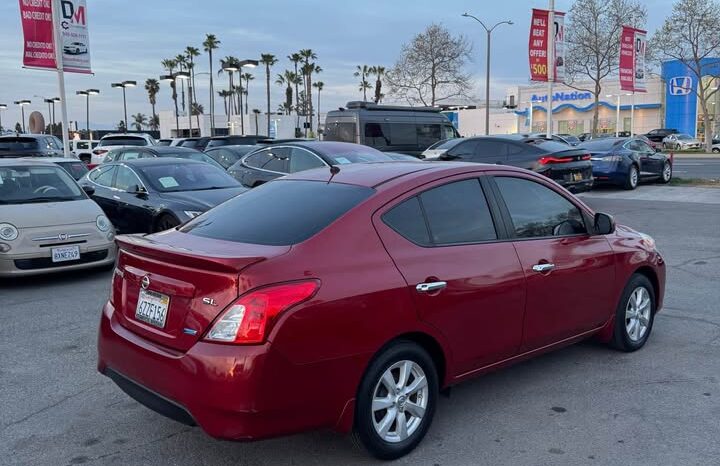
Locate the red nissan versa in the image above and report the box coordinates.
[97,162,665,460]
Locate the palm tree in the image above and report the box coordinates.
[252,108,261,135]
[260,53,278,135]
[191,102,203,129]
[203,34,221,136]
[144,78,160,126]
[149,114,160,131]
[288,53,303,122]
[355,65,372,101]
[276,71,296,116]
[369,66,386,103]
[299,49,317,121]
[161,58,179,130]
[218,89,232,116]
[313,81,324,130]
[175,54,188,112]
[131,113,147,131]
[185,46,201,110]
[241,72,254,115]
[218,56,239,118]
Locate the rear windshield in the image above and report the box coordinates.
[0,165,85,204]
[578,139,623,151]
[528,140,574,152]
[99,137,146,147]
[320,145,392,164]
[181,180,374,245]
[138,163,239,192]
[0,138,39,150]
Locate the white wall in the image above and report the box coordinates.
[457,109,519,136]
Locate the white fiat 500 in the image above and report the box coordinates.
[0,159,116,277]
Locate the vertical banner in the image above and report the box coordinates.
[58,0,92,74]
[620,26,646,93]
[19,0,91,74]
[529,9,565,82]
[19,0,56,70]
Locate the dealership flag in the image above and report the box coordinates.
[19,0,92,74]
[619,26,646,93]
[529,8,565,83]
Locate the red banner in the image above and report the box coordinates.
[529,9,549,82]
[619,26,647,93]
[19,0,57,70]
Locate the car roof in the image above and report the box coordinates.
[101,133,150,139]
[282,161,526,188]
[143,146,199,154]
[0,158,60,167]
[110,157,205,167]
[0,134,48,140]
[20,157,83,163]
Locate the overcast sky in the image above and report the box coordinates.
[0,0,675,130]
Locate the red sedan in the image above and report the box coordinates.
[97,162,665,459]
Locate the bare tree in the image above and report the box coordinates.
[652,0,720,151]
[386,24,473,106]
[565,0,646,136]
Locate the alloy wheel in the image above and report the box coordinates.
[371,360,429,443]
[662,162,672,182]
[625,286,651,342]
[629,166,639,188]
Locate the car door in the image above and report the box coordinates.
[83,165,118,221]
[635,140,664,177]
[373,176,527,374]
[489,173,616,350]
[111,165,154,233]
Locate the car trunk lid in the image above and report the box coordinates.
[112,231,290,351]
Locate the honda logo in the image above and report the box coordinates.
[141,276,150,290]
[669,76,692,96]
[58,233,68,241]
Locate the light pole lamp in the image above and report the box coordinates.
[237,59,258,135]
[0,104,7,133]
[111,80,137,131]
[76,89,99,138]
[160,72,190,136]
[14,100,31,133]
[462,13,513,136]
[43,98,61,136]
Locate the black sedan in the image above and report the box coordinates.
[423,135,594,192]
[102,146,225,170]
[227,141,393,188]
[79,158,246,234]
[204,144,265,169]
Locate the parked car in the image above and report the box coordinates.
[69,139,99,163]
[63,41,87,54]
[205,135,271,149]
[579,137,672,189]
[29,157,89,180]
[383,152,422,161]
[179,137,211,151]
[711,143,720,154]
[226,141,394,188]
[528,133,581,146]
[204,144,265,169]
[90,133,156,167]
[422,135,593,192]
[100,146,225,170]
[0,134,65,158]
[157,138,186,146]
[577,132,592,142]
[97,161,665,460]
[80,158,246,234]
[324,101,460,156]
[0,159,116,276]
[662,133,702,150]
[645,128,678,145]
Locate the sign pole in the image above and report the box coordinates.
[630,92,635,135]
[529,99,534,132]
[51,0,70,156]
[616,95,621,137]
[546,0,554,139]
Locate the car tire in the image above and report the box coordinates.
[712,147,720,154]
[659,161,672,183]
[352,341,438,460]
[623,164,639,190]
[610,274,656,352]
[153,213,180,232]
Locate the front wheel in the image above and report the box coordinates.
[610,274,656,352]
[659,161,672,183]
[712,147,720,154]
[352,341,438,460]
[623,165,639,190]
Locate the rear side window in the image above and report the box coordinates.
[383,179,497,246]
[244,148,289,173]
[182,180,374,245]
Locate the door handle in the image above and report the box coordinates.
[532,263,555,273]
[416,281,447,293]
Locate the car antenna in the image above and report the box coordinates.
[327,165,340,184]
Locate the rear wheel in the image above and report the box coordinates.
[153,213,180,232]
[659,161,672,183]
[623,165,639,190]
[712,147,720,154]
[610,274,656,352]
[352,341,438,460]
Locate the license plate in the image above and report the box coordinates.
[51,245,80,263]
[135,289,170,328]
[572,171,584,182]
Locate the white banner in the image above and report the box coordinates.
[58,0,91,74]
[554,13,565,83]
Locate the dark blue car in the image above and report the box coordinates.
[579,137,672,190]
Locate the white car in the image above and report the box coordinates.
[63,41,87,55]
[90,133,155,167]
[69,139,99,163]
[662,133,701,150]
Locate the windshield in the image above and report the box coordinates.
[319,145,392,164]
[156,152,224,169]
[0,165,85,204]
[0,138,40,151]
[99,137,147,147]
[427,138,464,151]
[677,134,693,140]
[181,180,374,245]
[138,162,239,192]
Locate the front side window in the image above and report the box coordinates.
[495,177,587,238]
[207,148,242,169]
[364,123,391,147]
[89,165,116,187]
[113,166,142,191]
[120,151,142,160]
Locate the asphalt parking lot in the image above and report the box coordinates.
[1,185,719,466]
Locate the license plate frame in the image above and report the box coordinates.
[135,289,170,329]
[572,171,584,182]
[51,245,80,263]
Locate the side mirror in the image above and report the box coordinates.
[128,184,147,195]
[594,212,615,235]
[81,184,95,196]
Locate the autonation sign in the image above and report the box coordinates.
[531,91,593,103]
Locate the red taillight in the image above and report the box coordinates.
[581,154,591,160]
[204,280,319,344]
[539,155,574,165]
[93,149,108,155]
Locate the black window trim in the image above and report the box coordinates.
[486,174,594,241]
[380,174,509,248]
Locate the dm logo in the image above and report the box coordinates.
[669,76,692,96]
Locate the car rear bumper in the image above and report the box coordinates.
[97,301,361,440]
[0,243,116,277]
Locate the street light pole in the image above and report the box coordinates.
[160,72,189,137]
[111,81,137,131]
[14,100,31,133]
[0,104,7,132]
[236,59,258,135]
[461,13,513,136]
[76,90,99,138]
